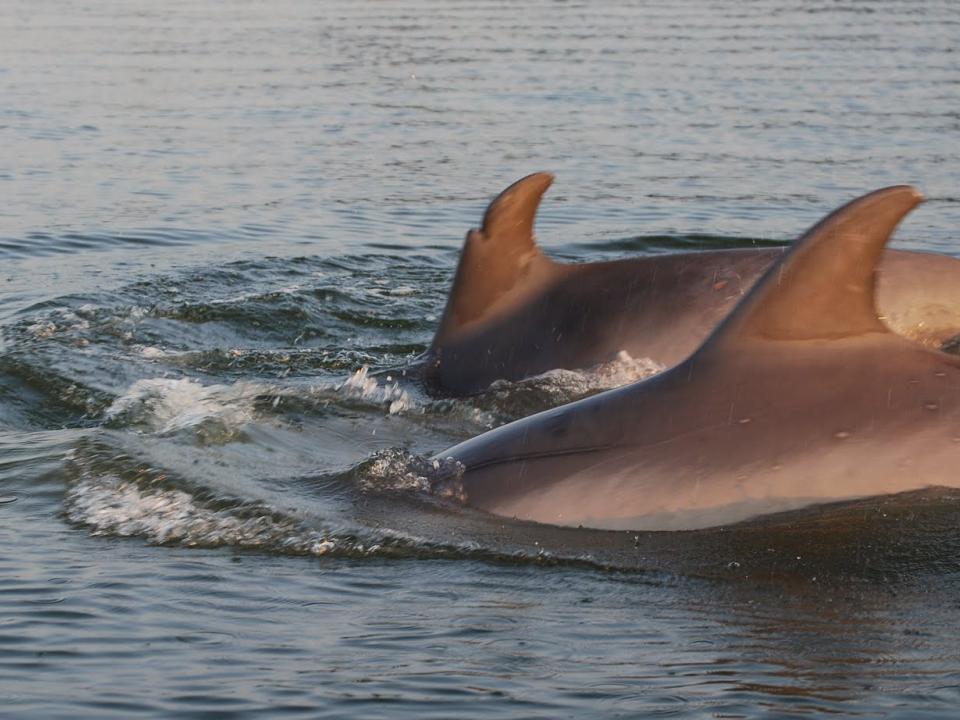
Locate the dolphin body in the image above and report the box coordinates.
[422,174,960,396]
[435,186,960,531]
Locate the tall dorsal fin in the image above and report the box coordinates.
[431,173,558,347]
[702,185,924,350]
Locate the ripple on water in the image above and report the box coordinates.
[3,0,960,716]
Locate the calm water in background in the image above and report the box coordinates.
[2,1,960,717]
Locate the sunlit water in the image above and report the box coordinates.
[2,1,960,718]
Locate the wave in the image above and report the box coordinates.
[62,430,960,583]
[4,249,958,583]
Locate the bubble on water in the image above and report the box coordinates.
[355,448,465,500]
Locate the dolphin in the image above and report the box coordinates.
[434,186,960,531]
[421,173,960,396]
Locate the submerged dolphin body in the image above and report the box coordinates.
[422,174,960,396]
[436,186,960,531]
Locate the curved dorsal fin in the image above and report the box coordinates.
[702,185,924,351]
[431,173,558,346]
[480,171,553,244]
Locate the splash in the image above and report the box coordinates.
[25,308,91,339]
[63,443,377,557]
[65,470,336,551]
[473,351,664,422]
[354,447,465,500]
[494,350,663,396]
[62,442,468,560]
[335,366,414,415]
[104,377,267,443]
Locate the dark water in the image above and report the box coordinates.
[3,1,960,717]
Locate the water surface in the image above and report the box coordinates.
[2,1,960,717]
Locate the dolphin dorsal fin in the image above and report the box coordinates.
[431,172,557,346]
[704,185,924,349]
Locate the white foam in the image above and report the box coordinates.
[105,377,266,440]
[482,351,664,410]
[358,448,465,499]
[139,346,166,359]
[540,350,663,392]
[27,308,92,338]
[64,471,343,554]
[26,320,57,339]
[587,350,665,388]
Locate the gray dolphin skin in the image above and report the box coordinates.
[436,186,960,531]
[422,173,960,396]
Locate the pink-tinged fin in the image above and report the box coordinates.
[431,172,559,347]
[702,185,925,349]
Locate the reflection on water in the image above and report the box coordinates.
[1,0,960,718]
[3,0,960,256]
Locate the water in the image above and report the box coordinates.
[2,1,960,717]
